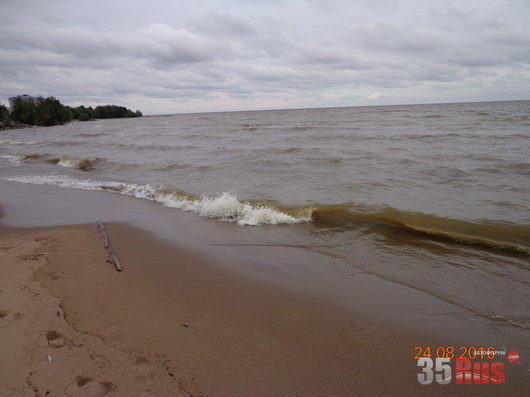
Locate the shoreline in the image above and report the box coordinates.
[2,220,529,396]
[0,122,36,131]
[0,117,142,132]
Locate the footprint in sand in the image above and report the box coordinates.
[65,376,116,397]
[18,253,47,261]
[18,283,40,297]
[0,309,24,322]
[133,356,157,384]
[45,330,65,348]
[44,270,60,280]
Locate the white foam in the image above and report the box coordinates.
[1,175,306,225]
[55,157,98,170]
[0,139,39,145]
[57,158,80,169]
[2,175,113,190]
[0,154,24,166]
[158,191,303,225]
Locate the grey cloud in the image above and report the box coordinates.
[355,23,444,53]
[198,12,257,36]
[0,23,225,66]
[1,0,529,113]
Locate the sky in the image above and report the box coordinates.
[1,0,529,114]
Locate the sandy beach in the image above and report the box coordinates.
[1,215,528,396]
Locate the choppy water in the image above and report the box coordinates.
[1,100,529,329]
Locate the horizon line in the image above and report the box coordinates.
[144,98,530,117]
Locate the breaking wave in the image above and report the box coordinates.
[0,153,45,165]
[0,139,39,145]
[1,154,25,166]
[311,206,530,255]
[2,174,529,253]
[47,157,101,171]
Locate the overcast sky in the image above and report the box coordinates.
[1,0,529,114]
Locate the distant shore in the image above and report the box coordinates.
[1,95,142,130]
[0,117,136,132]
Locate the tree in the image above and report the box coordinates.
[10,95,38,125]
[78,113,90,121]
[0,103,12,127]
[35,97,72,126]
[90,104,142,119]
[9,95,72,126]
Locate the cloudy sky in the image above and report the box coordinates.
[1,0,529,114]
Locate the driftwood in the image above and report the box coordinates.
[96,222,123,271]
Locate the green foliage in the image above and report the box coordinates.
[9,95,71,126]
[35,97,72,126]
[0,103,13,127]
[93,104,142,119]
[6,94,143,127]
[68,104,142,120]
[9,96,38,125]
[68,105,94,120]
[78,113,91,121]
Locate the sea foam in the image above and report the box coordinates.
[157,191,302,225]
[0,154,25,166]
[47,157,100,171]
[0,139,39,145]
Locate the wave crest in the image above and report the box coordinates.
[0,139,39,145]
[158,191,303,225]
[312,206,530,255]
[47,157,101,171]
[1,153,45,165]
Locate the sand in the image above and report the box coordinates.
[1,222,528,396]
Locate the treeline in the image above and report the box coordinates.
[0,104,11,128]
[70,104,143,121]
[0,95,143,128]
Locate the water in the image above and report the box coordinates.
[1,100,529,331]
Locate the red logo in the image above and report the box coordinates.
[507,351,520,363]
[455,358,505,384]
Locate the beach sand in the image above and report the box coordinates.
[1,222,528,396]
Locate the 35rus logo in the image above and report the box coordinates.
[417,358,505,385]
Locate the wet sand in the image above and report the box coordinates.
[1,219,529,396]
